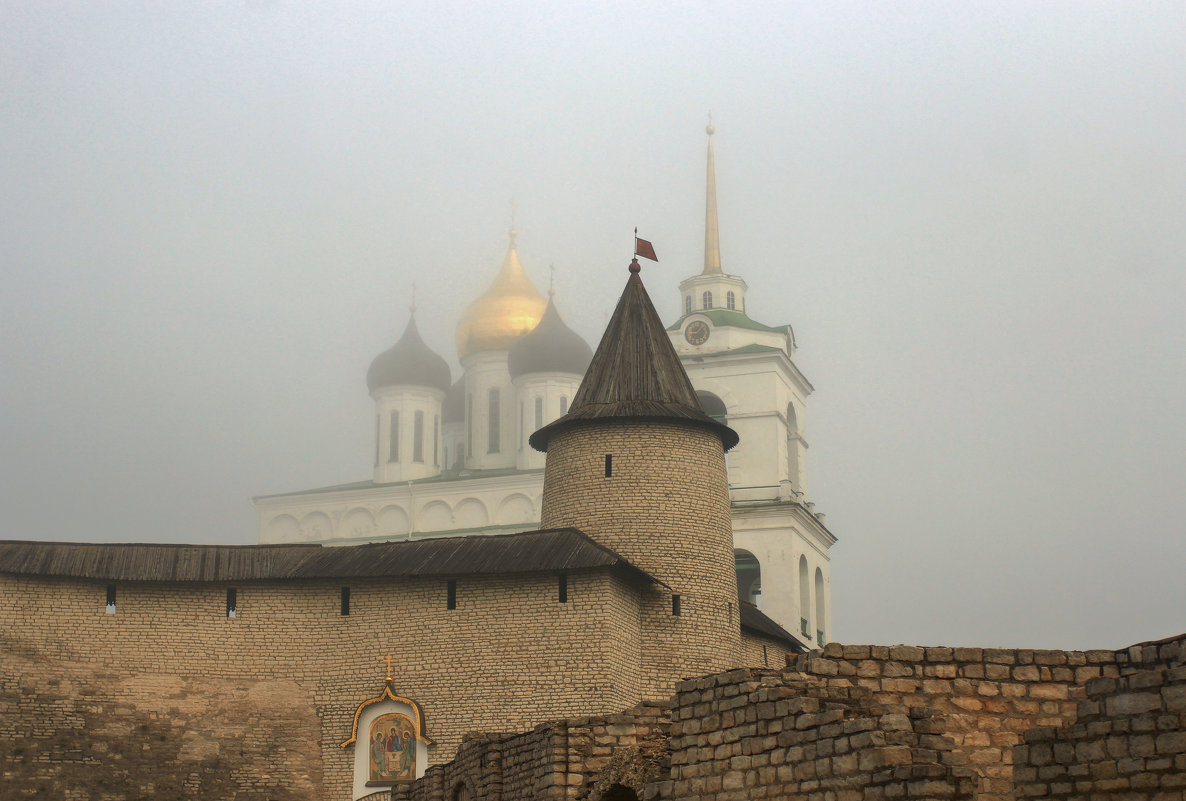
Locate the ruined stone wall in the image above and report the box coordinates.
[389,702,670,801]
[541,422,742,694]
[662,667,977,801]
[1013,633,1186,798]
[791,642,1120,800]
[384,635,1185,801]
[0,568,646,800]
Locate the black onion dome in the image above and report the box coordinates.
[508,298,593,380]
[442,378,465,424]
[367,316,452,393]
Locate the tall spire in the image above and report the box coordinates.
[703,118,722,275]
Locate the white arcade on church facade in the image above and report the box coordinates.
[255,129,836,647]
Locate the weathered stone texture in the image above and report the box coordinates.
[0,568,650,800]
[0,634,323,800]
[786,639,1122,801]
[404,635,1186,801]
[541,422,742,695]
[388,702,670,801]
[1013,633,1186,799]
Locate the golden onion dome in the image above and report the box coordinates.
[456,230,547,359]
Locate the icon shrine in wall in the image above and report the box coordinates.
[368,713,416,782]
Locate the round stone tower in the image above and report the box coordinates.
[531,258,741,692]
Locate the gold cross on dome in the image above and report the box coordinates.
[383,654,395,682]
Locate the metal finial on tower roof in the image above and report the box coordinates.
[509,198,518,244]
[707,111,715,136]
[548,263,555,297]
[410,282,417,315]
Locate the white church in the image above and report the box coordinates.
[255,127,836,647]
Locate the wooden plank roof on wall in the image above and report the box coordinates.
[0,529,659,585]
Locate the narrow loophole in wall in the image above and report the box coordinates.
[558,572,568,603]
[672,594,681,616]
[762,644,768,666]
[105,584,116,614]
[447,579,457,610]
[226,588,237,619]
[604,454,612,477]
[340,586,350,616]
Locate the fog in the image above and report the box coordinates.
[2,1,1183,650]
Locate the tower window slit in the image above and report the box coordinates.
[340,587,350,616]
[447,579,457,610]
[672,594,681,616]
[604,454,612,477]
[105,584,116,614]
[413,411,424,462]
[226,588,237,619]
[558,573,568,603]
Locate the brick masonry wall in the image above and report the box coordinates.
[0,568,647,800]
[661,667,977,801]
[389,702,670,801]
[741,630,798,671]
[541,422,741,694]
[1013,633,1186,798]
[363,636,1186,801]
[792,642,1120,800]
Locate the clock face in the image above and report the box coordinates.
[684,320,710,345]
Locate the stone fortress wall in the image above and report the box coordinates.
[3,565,1180,801]
[0,568,652,801]
[381,633,1186,801]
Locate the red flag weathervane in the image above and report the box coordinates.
[634,229,658,262]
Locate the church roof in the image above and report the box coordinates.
[367,315,452,393]
[507,297,592,379]
[0,529,660,585]
[530,262,738,452]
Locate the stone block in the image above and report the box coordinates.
[1106,691,1163,717]
[1157,731,1186,754]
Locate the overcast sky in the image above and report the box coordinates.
[2,1,1183,651]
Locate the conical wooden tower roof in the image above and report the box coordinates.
[529,260,738,452]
